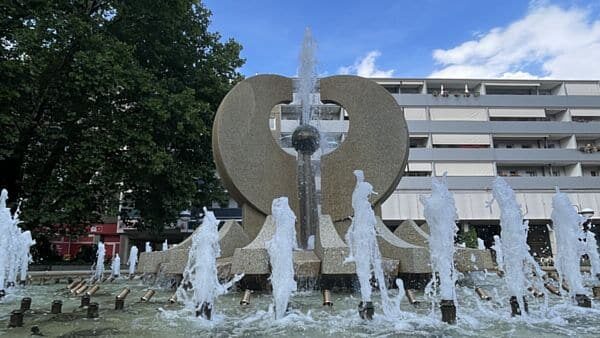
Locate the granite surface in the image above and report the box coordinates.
[320,76,409,223]
[138,220,250,274]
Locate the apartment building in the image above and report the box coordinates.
[270,78,600,257]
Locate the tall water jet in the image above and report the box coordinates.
[18,231,35,283]
[421,176,458,324]
[162,239,168,251]
[111,254,121,278]
[128,246,138,276]
[491,177,545,316]
[0,190,33,289]
[176,208,242,319]
[93,242,106,281]
[0,189,11,290]
[292,27,319,248]
[551,188,591,307]
[267,197,298,319]
[145,242,152,253]
[345,170,401,319]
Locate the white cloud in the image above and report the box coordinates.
[338,50,394,77]
[430,4,600,79]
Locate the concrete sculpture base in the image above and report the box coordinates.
[231,214,400,277]
[138,220,250,274]
[392,219,495,272]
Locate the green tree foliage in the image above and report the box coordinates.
[0,0,244,235]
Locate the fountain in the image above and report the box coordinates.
[0,189,34,291]
[111,254,121,278]
[162,239,168,251]
[93,241,105,282]
[267,197,298,319]
[294,28,320,249]
[128,246,138,276]
[6,29,600,337]
[176,207,243,319]
[345,170,403,319]
[491,177,546,315]
[421,176,458,324]
[551,188,591,307]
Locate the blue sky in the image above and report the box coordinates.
[204,0,600,79]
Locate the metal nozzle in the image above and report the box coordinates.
[86,285,100,296]
[141,289,156,302]
[405,289,419,305]
[240,289,251,306]
[116,287,131,300]
[475,287,491,301]
[322,289,333,306]
[75,285,89,295]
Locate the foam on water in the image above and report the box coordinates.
[267,197,298,319]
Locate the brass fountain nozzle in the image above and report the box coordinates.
[141,289,156,302]
[117,287,131,300]
[86,285,100,296]
[240,289,252,306]
[405,289,420,305]
[475,287,491,301]
[322,289,333,306]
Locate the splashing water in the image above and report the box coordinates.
[111,254,120,277]
[128,246,138,275]
[491,235,504,273]
[345,170,404,317]
[551,189,587,296]
[177,207,243,319]
[145,242,152,253]
[298,27,317,125]
[583,230,600,277]
[163,239,168,251]
[267,197,298,319]
[94,242,106,281]
[0,189,34,290]
[18,230,35,282]
[0,189,35,290]
[421,176,458,302]
[491,177,546,314]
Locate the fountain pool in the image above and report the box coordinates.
[2,273,600,337]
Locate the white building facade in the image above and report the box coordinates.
[271,78,600,257]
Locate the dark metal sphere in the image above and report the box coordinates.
[292,124,320,154]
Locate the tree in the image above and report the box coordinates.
[0,0,243,236]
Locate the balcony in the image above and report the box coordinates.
[408,148,600,163]
[397,176,600,191]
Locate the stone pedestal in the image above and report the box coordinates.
[138,220,250,274]
[392,218,495,272]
